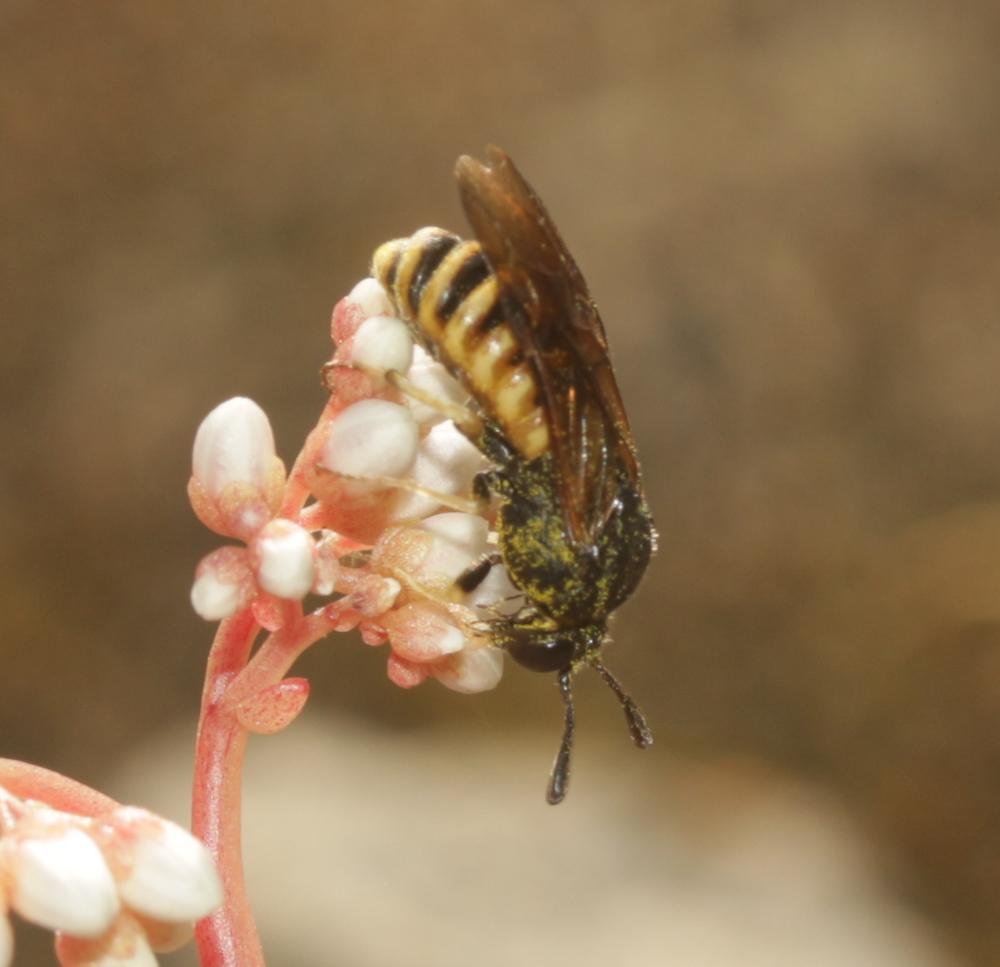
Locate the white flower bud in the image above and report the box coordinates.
[190,548,254,621]
[435,646,504,694]
[321,399,418,480]
[108,808,222,924]
[192,397,277,498]
[346,277,393,318]
[351,315,413,374]
[400,513,489,588]
[4,826,120,937]
[392,421,488,519]
[421,513,489,559]
[404,346,469,424]
[190,571,245,621]
[252,520,316,600]
[384,603,467,662]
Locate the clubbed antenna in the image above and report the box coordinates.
[593,659,654,749]
[546,670,576,804]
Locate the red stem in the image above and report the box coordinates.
[192,608,264,967]
[0,760,118,817]
[192,600,349,965]
[280,398,337,518]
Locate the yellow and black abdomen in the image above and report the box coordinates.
[372,227,549,459]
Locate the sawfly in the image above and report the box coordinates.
[372,147,655,802]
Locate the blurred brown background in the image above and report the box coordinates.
[2,1,999,965]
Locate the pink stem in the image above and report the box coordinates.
[192,608,264,967]
[223,607,347,713]
[192,601,348,966]
[280,398,338,518]
[0,760,118,817]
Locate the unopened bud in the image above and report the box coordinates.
[250,520,316,600]
[190,547,255,621]
[320,399,418,481]
[392,421,488,520]
[386,652,430,689]
[420,513,490,561]
[3,824,119,937]
[104,807,222,923]
[383,603,467,662]
[371,517,484,594]
[434,645,504,694]
[403,346,469,424]
[351,315,413,374]
[346,277,393,319]
[190,398,285,540]
[192,397,278,498]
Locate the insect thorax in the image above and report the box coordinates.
[478,432,654,629]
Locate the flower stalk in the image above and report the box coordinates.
[187,275,514,965]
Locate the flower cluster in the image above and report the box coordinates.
[189,276,521,693]
[0,786,221,966]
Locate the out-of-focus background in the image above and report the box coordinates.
[2,2,999,965]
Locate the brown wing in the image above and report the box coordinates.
[455,145,641,545]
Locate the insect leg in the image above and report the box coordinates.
[386,369,483,438]
[473,468,506,502]
[331,471,488,515]
[388,567,466,608]
[546,669,576,805]
[592,659,653,749]
[454,552,502,593]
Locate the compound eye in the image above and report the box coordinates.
[507,634,576,673]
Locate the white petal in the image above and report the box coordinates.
[192,397,276,498]
[346,277,393,318]
[435,647,504,694]
[321,399,418,480]
[111,808,222,923]
[6,827,119,937]
[253,521,316,599]
[403,346,469,423]
[351,315,413,373]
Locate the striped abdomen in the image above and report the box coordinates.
[372,227,549,459]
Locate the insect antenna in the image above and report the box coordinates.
[592,659,653,749]
[546,669,576,805]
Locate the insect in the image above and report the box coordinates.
[372,146,655,803]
